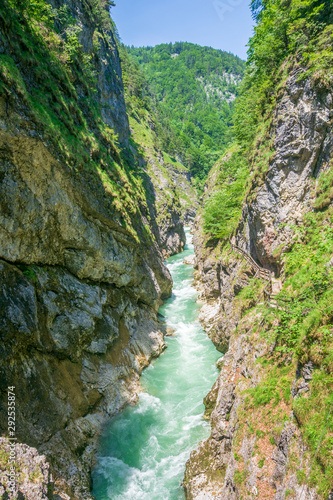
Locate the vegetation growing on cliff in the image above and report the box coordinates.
[0,0,170,243]
[203,0,333,242]
[128,43,245,180]
[0,0,117,173]
[236,0,332,152]
[200,0,333,496]
[265,208,333,496]
[203,149,248,239]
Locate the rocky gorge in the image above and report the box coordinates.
[0,0,194,498]
[184,66,333,499]
[1,0,333,499]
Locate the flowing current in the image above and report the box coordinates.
[92,229,220,500]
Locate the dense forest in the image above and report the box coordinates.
[127,43,245,181]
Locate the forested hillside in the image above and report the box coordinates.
[119,43,198,242]
[128,43,245,180]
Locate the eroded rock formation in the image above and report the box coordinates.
[184,70,333,499]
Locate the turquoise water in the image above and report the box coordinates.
[92,229,220,500]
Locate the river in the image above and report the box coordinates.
[92,229,220,500]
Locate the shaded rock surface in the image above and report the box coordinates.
[0,1,181,499]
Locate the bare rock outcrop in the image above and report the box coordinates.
[238,69,333,275]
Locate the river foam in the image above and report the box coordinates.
[92,229,220,500]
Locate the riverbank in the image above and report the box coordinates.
[92,229,220,500]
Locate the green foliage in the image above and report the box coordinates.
[314,159,333,210]
[88,0,115,30]
[244,365,294,411]
[118,45,196,224]
[296,469,307,484]
[127,43,245,179]
[203,150,248,239]
[8,0,53,25]
[293,375,333,496]
[119,44,152,119]
[247,378,281,407]
[271,213,333,360]
[201,9,333,495]
[259,208,333,495]
[236,0,333,151]
[0,0,163,244]
[17,265,37,283]
[234,469,247,485]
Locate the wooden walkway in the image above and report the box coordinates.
[230,241,282,304]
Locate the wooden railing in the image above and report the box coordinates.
[230,242,272,282]
[230,240,274,303]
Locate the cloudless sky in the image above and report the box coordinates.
[111,0,254,60]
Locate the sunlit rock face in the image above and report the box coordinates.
[239,70,333,274]
[184,70,332,500]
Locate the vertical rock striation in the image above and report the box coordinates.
[184,70,333,499]
[0,1,190,498]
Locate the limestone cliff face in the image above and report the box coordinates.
[184,70,333,499]
[238,70,333,275]
[50,0,130,145]
[0,1,179,499]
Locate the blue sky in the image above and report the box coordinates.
[111,0,254,60]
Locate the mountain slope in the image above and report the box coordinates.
[128,42,245,180]
[119,44,198,241]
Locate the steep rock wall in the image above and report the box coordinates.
[184,70,333,499]
[0,97,169,500]
[49,0,130,145]
[0,1,181,499]
[238,70,333,275]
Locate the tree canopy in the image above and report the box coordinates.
[127,42,245,181]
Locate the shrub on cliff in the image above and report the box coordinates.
[203,150,248,240]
